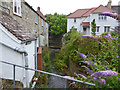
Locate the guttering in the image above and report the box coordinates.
[0,41,28,55]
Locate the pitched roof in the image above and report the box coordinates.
[67,5,115,18]
[0,12,35,41]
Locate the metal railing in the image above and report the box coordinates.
[0,60,97,88]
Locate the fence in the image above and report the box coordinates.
[0,60,97,88]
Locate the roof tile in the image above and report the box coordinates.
[67,5,115,18]
[0,12,35,41]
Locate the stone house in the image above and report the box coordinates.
[0,0,48,46]
[67,5,118,35]
[0,0,48,88]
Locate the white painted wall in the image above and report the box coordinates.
[89,13,118,35]
[67,13,118,35]
[0,24,35,87]
[67,17,85,32]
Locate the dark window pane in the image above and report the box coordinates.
[74,18,76,22]
[104,27,106,32]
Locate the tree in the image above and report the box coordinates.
[45,13,67,35]
[91,19,96,36]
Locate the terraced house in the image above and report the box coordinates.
[0,0,48,88]
[67,1,119,35]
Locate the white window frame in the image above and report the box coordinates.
[104,26,110,33]
[13,0,21,16]
[99,15,107,20]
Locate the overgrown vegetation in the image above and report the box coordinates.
[42,47,51,72]
[45,13,67,35]
[54,26,120,88]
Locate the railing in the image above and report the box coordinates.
[0,60,97,88]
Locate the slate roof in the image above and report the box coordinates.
[0,12,35,41]
[67,5,115,18]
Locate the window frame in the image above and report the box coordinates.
[13,0,21,16]
[104,26,110,33]
[99,15,107,20]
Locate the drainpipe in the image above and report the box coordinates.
[34,39,37,70]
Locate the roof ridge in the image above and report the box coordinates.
[82,7,96,17]
[91,5,103,13]
[92,5,115,13]
[81,9,91,17]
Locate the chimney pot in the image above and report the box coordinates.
[37,7,40,11]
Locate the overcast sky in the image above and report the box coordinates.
[25,0,120,15]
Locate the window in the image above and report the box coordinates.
[104,26,110,32]
[35,13,38,24]
[13,0,21,16]
[99,15,107,20]
[74,18,76,22]
[96,26,100,32]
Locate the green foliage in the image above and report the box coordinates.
[42,47,51,72]
[45,13,67,35]
[55,29,119,88]
[91,19,96,36]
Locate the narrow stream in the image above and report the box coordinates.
[47,48,68,88]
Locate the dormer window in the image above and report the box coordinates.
[13,0,21,16]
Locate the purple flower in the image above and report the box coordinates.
[116,55,119,58]
[76,51,87,59]
[117,77,120,81]
[69,82,75,86]
[103,35,112,41]
[116,37,118,39]
[74,72,78,76]
[81,66,93,75]
[94,77,106,85]
[108,33,112,38]
[82,35,98,40]
[80,61,97,68]
[100,12,118,19]
[78,74,87,79]
[92,70,117,77]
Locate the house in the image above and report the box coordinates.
[0,0,48,88]
[67,5,119,35]
[0,0,48,46]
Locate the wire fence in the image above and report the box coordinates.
[0,60,97,89]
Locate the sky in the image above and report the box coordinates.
[25,0,120,15]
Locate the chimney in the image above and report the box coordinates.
[107,0,112,9]
[37,7,40,11]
